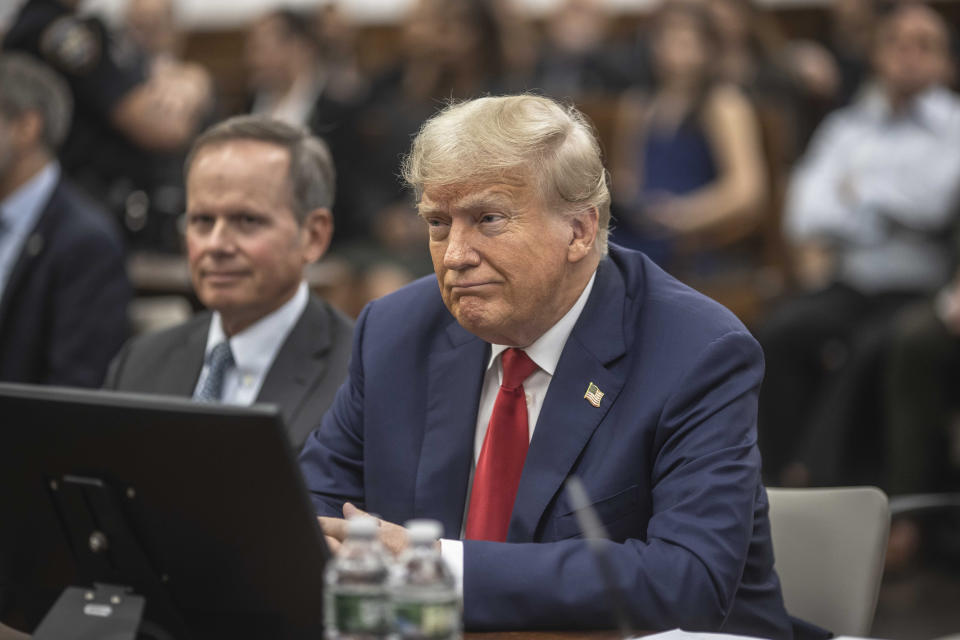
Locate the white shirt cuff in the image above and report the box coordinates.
[439,538,464,596]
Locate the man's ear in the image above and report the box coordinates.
[300,207,333,263]
[567,206,599,263]
[12,111,44,150]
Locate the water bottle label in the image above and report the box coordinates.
[332,592,389,634]
[393,601,459,638]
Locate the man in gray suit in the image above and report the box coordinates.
[106,115,353,450]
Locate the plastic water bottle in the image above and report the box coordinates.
[389,519,461,640]
[325,516,390,640]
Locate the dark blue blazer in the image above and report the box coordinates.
[299,244,793,638]
[0,177,130,387]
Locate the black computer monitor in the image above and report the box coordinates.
[0,383,329,639]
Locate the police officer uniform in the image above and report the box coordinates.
[3,0,185,252]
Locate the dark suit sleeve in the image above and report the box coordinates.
[46,225,131,387]
[102,339,131,389]
[462,331,768,632]
[298,303,371,517]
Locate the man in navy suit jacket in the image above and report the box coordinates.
[0,54,129,387]
[300,95,795,638]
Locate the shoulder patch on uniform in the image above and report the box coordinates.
[39,16,101,75]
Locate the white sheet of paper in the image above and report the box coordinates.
[633,630,765,640]
[634,631,887,640]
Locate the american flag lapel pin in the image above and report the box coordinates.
[584,382,604,408]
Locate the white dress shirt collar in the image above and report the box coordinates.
[252,70,327,128]
[914,86,959,133]
[486,272,597,376]
[862,83,956,133]
[204,281,309,398]
[0,162,59,226]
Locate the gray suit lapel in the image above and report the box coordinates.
[256,296,331,432]
[159,318,208,396]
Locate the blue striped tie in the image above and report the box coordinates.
[194,341,234,402]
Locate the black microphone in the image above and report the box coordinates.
[564,476,638,639]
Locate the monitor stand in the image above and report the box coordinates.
[33,584,143,640]
[33,474,188,639]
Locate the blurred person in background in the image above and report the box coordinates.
[881,243,960,569]
[105,115,353,452]
[0,53,130,387]
[116,0,199,254]
[312,3,368,109]
[708,0,844,155]
[885,262,960,498]
[825,0,879,105]
[756,3,960,488]
[708,0,789,94]
[247,9,334,128]
[245,8,366,261]
[122,0,181,62]
[531,0,631,100]
[2,0,213,252]
[610,1,767,278]
[780,38,844,154]
[491,0,539,87]
[334,0,524,312]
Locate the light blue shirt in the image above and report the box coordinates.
[192,281,309,405]
[785,85,960,293]
[0,162,60,298]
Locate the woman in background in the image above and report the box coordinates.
[611,1,766,276]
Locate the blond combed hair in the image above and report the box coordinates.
[401,94,611,254]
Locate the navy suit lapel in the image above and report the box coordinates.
[0,184,58,331]
[256,297,330,426]
[508,259,631,541]
[415,318,488,539]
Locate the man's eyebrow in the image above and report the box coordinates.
[418,189,517,216]
[417,204,445,217]
[457,191,514,210]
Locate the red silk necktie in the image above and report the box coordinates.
[465,348,539,542]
